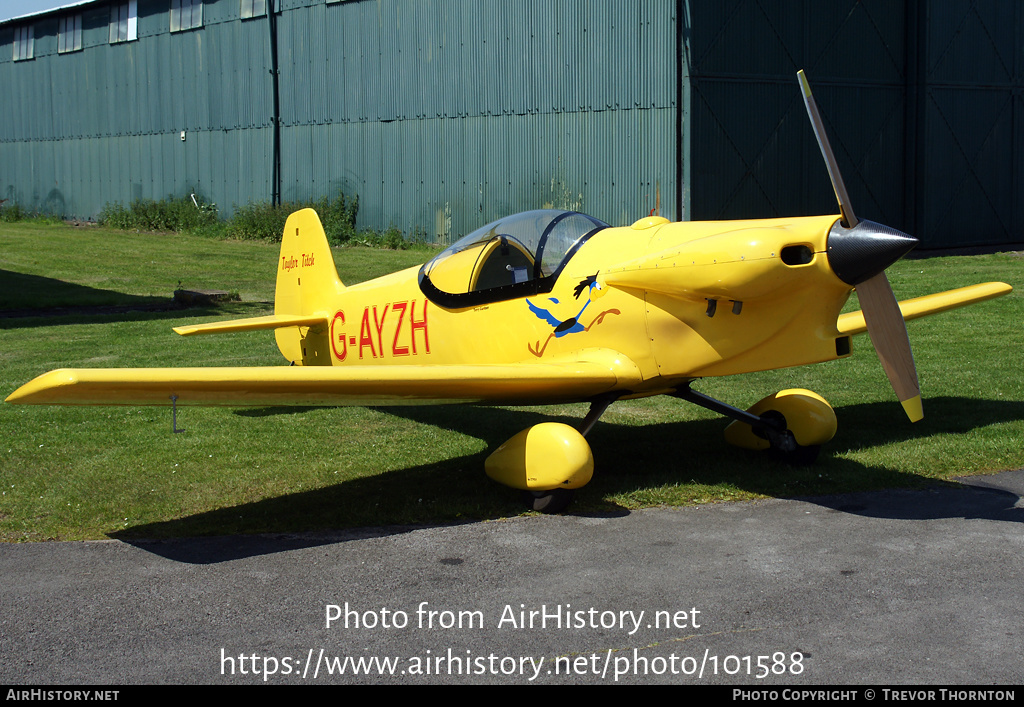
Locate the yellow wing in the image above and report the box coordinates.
[838,282,1012,336]
[5,356,627,408]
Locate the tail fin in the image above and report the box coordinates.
[274,209,345,365]
[172,209,344,365]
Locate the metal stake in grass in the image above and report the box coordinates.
[170,395,184,434]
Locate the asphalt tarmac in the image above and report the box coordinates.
[2,471,1022,685]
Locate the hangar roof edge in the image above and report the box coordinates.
[1,1,104,27]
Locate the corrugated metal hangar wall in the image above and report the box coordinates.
[1,0,1021,248]
[0,0,677,243]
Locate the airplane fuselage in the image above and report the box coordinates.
[277,213,854,404]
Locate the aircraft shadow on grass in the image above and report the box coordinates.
[0,270,272,330]
[0,269,181,329]
[113,396,1024,564]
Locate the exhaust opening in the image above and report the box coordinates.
[836,336,851,357]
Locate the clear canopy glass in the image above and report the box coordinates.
[419,210,608,307]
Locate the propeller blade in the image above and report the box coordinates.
[797,69,858,229]
[798,70,922,421]
[856,273,923,422]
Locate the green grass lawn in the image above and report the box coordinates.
[1,222,1021,541]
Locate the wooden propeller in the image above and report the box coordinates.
[798,70,922,422]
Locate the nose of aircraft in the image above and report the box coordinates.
[826,219,919,286]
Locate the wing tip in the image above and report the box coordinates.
[6,369,78,405]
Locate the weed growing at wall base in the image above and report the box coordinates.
[0,202,65,224]
[96,191,417,248]
[98,193,219,233]
[228,192,360,245]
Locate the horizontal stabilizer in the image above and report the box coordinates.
[173,313,329,336]
[837,282,1012,336]
[6,359,624,408]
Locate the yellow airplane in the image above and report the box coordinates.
[5,72,1013,512]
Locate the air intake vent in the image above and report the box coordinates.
[781,245,813,266]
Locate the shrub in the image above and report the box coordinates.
[98,193,218,232]
[97,190,414,249]
[225,200,286,242]
[0,202,64,224]
[0,203,26,222]
[227,191,359,246]
[352,225,409,250]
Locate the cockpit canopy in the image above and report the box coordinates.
[418,209,608,308]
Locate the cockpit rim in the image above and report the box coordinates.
[417,209,609,310]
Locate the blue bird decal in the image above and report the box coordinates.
[526,274,620,356]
